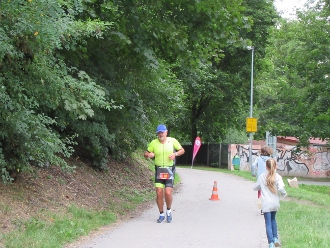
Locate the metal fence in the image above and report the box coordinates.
[176,143,228,168]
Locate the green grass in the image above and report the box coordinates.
[178,165,330,247]
[0,157,177,248]
[279,201,330,248]
[2,186,155,248]
[3,206,117,248]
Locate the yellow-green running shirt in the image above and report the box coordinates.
[147,137,182,167]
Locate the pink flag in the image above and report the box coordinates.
[192,136,202,163]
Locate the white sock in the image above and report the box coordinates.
[159,213,165,216]
[166,209,171,215]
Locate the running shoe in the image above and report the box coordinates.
[157,215,165,223]
[166,212,172,223]
[274,238,281,247]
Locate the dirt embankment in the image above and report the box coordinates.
[0,156,154,235]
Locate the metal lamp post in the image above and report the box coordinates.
[247,46,254,170]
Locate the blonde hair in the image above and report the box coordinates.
[260,146,273,156]
[266,158,277,193]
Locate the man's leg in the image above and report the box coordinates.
[164,167,175,209]
[164,187,173,209]
[164,187,173,222]
[155,186,166,223]
[156,187,164,212]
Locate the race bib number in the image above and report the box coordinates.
[156,167,173,180]
[158,172,170,179]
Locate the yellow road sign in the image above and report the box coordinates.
[246,118,257,133]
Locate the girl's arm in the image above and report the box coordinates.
[276,175,288,197]
[253,178,261,191]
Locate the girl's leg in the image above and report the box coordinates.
[264,212,274,244]
[271,211,278,239]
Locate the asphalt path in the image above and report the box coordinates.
[68,167,270,248]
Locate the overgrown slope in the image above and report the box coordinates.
[0,155,154,243]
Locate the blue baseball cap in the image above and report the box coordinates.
[156,124,167,133]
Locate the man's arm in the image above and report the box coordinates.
[172,138,185,157]
[175,147,185,157]
[144,150,155,159]
[169,147,185,160]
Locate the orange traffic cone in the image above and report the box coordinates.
[209,181,220,201]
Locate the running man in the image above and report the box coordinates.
[144,124,185,223]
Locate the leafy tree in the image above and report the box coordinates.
[255,0,330,145]
[61,0,250,147]
[0,0,283,183]
[0,0,115,181]
[171,0,278,144]
[222,127,248,144]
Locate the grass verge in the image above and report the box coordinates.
[0,155,178,248]
[0,151,156,248]
[1,195,154,248]
[3,206,117,248]
[1,187,155,248]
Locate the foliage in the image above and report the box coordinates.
[222,127,248,144]
[254,0,330,145]
[0,0,282,182]
[0,0,116,181]
[170,0,278,144]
